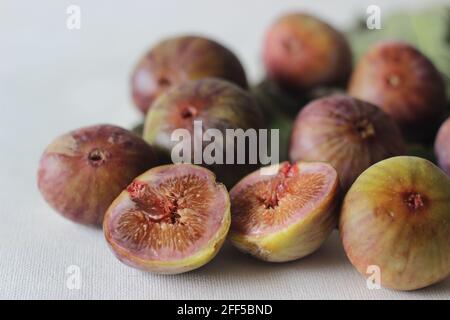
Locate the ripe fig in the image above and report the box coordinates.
[229,161,339,262]
[143,78,265,188]
[289,95,405,192]
[263,13,352,92]
[435,117,450,175]
[406,143,436,163]
[103,164,230,274]
[37,125,158,227]
[250,80,298,162]
[131,122,144,137]
[251,79,307,117]
[340,156,450,290]
[348,41,447,143]
[131,35,248,114]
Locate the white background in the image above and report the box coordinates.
[1,0,450,299]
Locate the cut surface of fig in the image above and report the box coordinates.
[104,164,230,274]
[37,124,158,226]
[340,156,450,291]
[230,161,339,262]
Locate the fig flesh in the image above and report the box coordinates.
[103,164,230,274]
[340,156,450,290]
[131,35,248,114]
[229,161,339,262]
[289,95,405,192]
[37,125,158,226]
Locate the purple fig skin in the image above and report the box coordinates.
[340,156,450,291]
[37,125,158,227]
[143,78,265,188]
[435,117,450,175]
[263,13,352,92]
[131,35,248,114]
[289,95,406,192]
[348,41,446,143]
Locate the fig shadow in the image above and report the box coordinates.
[196,231,349,277]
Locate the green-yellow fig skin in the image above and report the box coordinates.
[340,156,450,291]
[143,78,265,188]
[104,164,231,274]
[131,35,248,114]
[230,161,340,262]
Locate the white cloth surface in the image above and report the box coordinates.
[1,0,449,299]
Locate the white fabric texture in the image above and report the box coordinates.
[1,0,449,299]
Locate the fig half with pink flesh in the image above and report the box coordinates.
[229,161,339,262]
[103,164,230,274]
[340,156,450,290]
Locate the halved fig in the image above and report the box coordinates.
[229,161,339,262]
[103,164,230,274]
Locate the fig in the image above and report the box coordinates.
[143,78,265,188]
[406,143,436,164]
[250,80,298,162]
[340,156,450,290]
[131,122,144,137]
[251,79,307,117]
[435,117,450,175]
[289,95,405,192]
[263,13,352,92]
[131,35,248,114]
[37,125,158,227]
[229,161,339,262]
[348,41,447,143]
[103,164,230,274]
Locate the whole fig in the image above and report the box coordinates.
[131,35,248,114]
[38,125,158,226]
[289,95,405,192]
